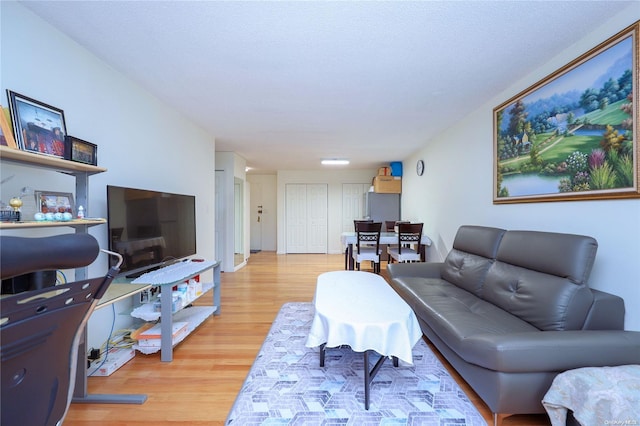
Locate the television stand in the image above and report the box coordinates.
[127,260,221,362]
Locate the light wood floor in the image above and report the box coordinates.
[65,252,550,425]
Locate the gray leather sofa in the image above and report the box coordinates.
[387,225,640,424]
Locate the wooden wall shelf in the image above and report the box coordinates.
[0,218,106,230]
[0,145,107,175]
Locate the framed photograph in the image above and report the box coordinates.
[35,191,75,216]
[6,90,67,158]
[0,107,17,149]
[65,136,98,165]
[494,22,639,203]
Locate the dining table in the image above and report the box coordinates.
[341,231,433,270]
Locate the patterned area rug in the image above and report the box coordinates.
[226,302,487,425]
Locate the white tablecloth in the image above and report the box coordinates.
[305,270,422,364]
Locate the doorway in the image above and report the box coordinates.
[234,177,244,267]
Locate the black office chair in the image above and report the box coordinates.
[0,234,120,426]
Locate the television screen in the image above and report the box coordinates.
[106,185,196,277]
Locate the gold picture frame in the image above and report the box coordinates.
[494,22,639,203]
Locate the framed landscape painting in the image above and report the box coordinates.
[494,22,639,203]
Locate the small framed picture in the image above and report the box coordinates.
[35,191,75,215]
[6,90,67,158]
[65,136,98,166]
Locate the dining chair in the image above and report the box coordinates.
[384,220,410,260]
[345,219,373,270]
[353,221,382,273]
[387,222,424,264]
[383,220,400,262]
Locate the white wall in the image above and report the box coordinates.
[276,169,378,254]
[215,151,247,271]
[1,2,216,348]
[401,8,640,330]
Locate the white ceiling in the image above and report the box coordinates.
[21,1,636,174]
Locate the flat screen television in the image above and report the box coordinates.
[106,185,197,277]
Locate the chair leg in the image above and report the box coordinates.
[344,248,348,270]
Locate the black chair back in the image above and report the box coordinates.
[355,221,382,254]
[353,219,373,231]
[397,223,423,254]
[1,235,116,426]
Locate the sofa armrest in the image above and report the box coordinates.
[387,262,443,280]
[582,289,625,330]
[461,330,640,373]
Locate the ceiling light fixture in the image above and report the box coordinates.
[321,159,350,165]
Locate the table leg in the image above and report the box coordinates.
[364,351,371,410]
[344,247,348,270]
[320,343,326,367]
[348,244,355,270]
[363,350,388,410]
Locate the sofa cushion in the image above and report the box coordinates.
[459,331,640,372]
[495,230,597,285]
[389,277,638,373]
[441,225,506,297]
[483,262,595,331]
[441,250,495,297]
[448,225,506,259]
[483,230,597,331]
[388,276,539,362]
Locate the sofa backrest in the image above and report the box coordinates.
[483,230,598,331]
[441,226,506,297]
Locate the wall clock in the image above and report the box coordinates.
[416,159,424,176]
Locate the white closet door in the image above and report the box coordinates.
[286,184,308,253]
[306,184,328,253]
[285,183,327,253]
[342,183,369,232]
